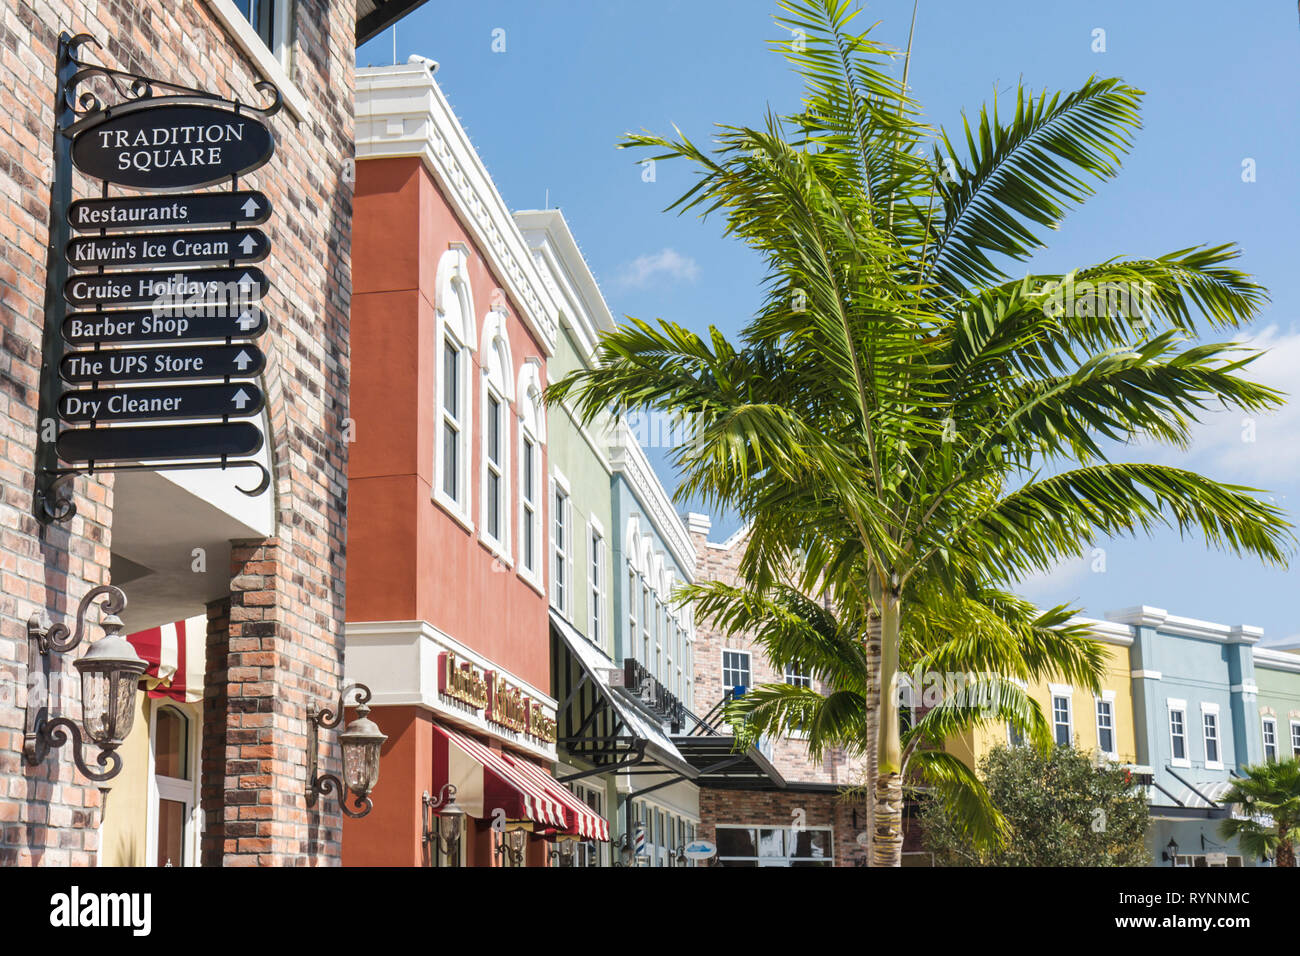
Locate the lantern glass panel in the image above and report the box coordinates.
[81,666,139,746]
[343,738,381,796]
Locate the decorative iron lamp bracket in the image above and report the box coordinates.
[307,683,382,819]
[24,584,144,782]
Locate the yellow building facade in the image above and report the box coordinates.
[947,618,1137,768]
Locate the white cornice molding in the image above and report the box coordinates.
[606,421,695,580]
[1105,606,1262,644]
[355,63,558,354]
[1067,616,1135,647]
[1106,605,1169,628]
[1253,647,1300,674]
[515,209,616,362]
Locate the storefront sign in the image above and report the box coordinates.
[61,344,265,385]
[438,652,489,710]
[57,421,263,463]
[68,228,269,269]
[528,701,557,745]
[68,190,271,231]
[683,840,716,861]
[72,104,274,190]
[437,652,556,746]
[63,306,267,346]
[58,383,264,424]
[486,673,530,735]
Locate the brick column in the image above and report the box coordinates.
[201,539,344,866]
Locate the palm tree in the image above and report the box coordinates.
[688,573,1107,853]
[550,0,1292,865]
[1219,757,1300,867]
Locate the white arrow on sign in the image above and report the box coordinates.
[231,388,251,410]
[241,198,260,218]
[237,311,258,331]
[239,234,257,255]
[233,350,253,371]
[237,273,256,291]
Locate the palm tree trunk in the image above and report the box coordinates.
[1277,838,1295,868]
[862,608,881,862]
[870,590,904,867]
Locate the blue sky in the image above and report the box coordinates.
[359,1,1300,643]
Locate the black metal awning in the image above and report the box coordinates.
[671,735,786,790]
[550,611,697,782]
[356,0,430,46]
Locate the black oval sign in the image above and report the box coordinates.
[72,103,274,191]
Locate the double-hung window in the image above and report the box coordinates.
[1202,703,1222,769]
[723,650,751,696]
[485,394,504,544]
[588,526,605,647]
[1168,700,1189,767]
[1050,686,1073,747]
[552,480,571,614]
[1262,718,1278,762]
[441,339,464,504]
[784,663,812,688]
[520,437,538,575]
[1095,694,1116,759]
[1291,720,1300,759]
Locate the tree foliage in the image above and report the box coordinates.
[921,744,1151,866]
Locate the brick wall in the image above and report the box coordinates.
[0,1,353,865]
[689,519,865,786]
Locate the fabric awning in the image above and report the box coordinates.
[433,723,566,828]
[126,614,206,703]
[501,752,610,841]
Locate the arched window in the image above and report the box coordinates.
[480,308,513,559]
[516,360,544,588]
[435,248,476,522]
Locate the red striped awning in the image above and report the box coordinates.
[432,724,566,828]
[126,614,206,703]
[501,752,610,842]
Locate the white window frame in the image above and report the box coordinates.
[1094,690,1117,760]
[588,519,607,649]
[1291,720,1300,759]
[550,469,574,617]
[204,0,312,122]
[479,310,513,563]
[722,650,751,695]
[1201,702,1223,771]
[145,702,201,868]
[1049,684,1073,748]
[1167,699,1190,768]
[515,361,544,594]
[433,249,475,530]
[1262,717,1278,762]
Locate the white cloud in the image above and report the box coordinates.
[1127,324,1300,486]
[613,248,700,289]
[1015,556,1093,603]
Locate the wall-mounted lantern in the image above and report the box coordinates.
[422,784,463,865]
[495,824,529,866]
[1162,836,1180,866]
[307,683,387,818]
[24,584,147,782]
